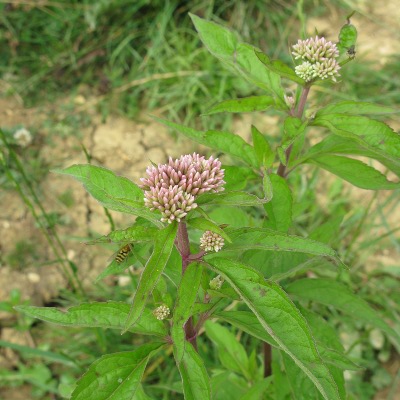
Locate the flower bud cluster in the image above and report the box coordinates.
[209,275,224,290]
[140,153,225,223]
[153,305,170,320]
[292,36,340,82]
[200,231,225,252]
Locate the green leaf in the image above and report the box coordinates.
[71,343,163,400]
[16,302,167,337]
[95,253,136,282]
[172,262,203,362]
[206,258,341,400]
[251,125,274,168]
[197,191,268,207]
[54,165,161,227]
[264,174,293,232]
[187,217,232,243]
[254,50,305,84]
[286,279,400,350]
[316,101,399,116]
[278,117,307,166]
[312,114,400,168]
[87,225,157,244]
[337,23,357,56]
[203,96,275,115]
[124,223,178,331]
[177,343,211,400]
[152,116,257,167]
[189,13,284,103]
[0,339,78,368]
[205,320,250,380]
[213,227,343,266]
[239,378,271,400]
[297,134,400,177]
[223,165,258,191]
[306,154,399,190]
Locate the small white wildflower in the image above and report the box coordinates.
[200,231,225,252]
[13,128,32,147]
[284,95,295,108]
[209,275,224,290]
[153,305,170,320]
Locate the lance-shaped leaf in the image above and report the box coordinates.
[305,154,400,190]
[203,96,275,115]
[337,22,357,56]
[96,253,136,282]
[71,343,163,400]
[286,278,400,350]
[316,101,399,116]
[205,320,251,380]
[172,262,203,362]
[189,13,285,104]
[197,191,268,207]
[296,134,400,177]
[152,116,257,167]
[213,227,343,266]
[206,258,341,400]
[54,164,162,227]
[312,114,400,168]
[251,125,274,168]
[187,217,231,242]
[255,50,305,84]
[124,223,178,331]
[16,302,167,337]
[176,342,211,400]
[264,174,293,232]
[87,225,157,244]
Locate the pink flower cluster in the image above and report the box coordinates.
[140,153,225,223]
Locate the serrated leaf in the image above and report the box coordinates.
[187,217,231,242]
[312,114,400,168]
[264,174,293,232]
[203,96,275,115]
[206,258,341,400]
[213,227,343,266]
[124,223,178,331]
[189,13,285,103]
[71,343,163,400]
[87,225,157,244]
[54,165,162,227]
[177,343,211,400]
[316,101,399,116]
[172,262,203,362]
[306,154,400,190]
[96,254,135,282]
[239,378,271,400]
[152,116,257,167]
[286,279,400,350]
[16,302,167,337]
[254,50,305,84]
[297,134,400,177]
[205,320,250,379]
[251,125,274,168]
[197,191,268,207]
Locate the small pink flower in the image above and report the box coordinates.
[141,153,225,223]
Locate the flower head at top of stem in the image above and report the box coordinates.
[140,153,225,223]
[292,36,340,83]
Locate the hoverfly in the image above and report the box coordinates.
[114,243,133,264]
[347,45,356,59]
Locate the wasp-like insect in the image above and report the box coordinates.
[114,244,133,264]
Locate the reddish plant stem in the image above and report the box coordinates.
[264,85,312,377]
[277,85,311,178]
[176,221,198,350]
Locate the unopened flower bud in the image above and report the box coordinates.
[209,275,224,290]
[153,305,170,320]
[200,231,224,252]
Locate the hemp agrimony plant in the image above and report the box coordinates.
[17,13,400,400]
